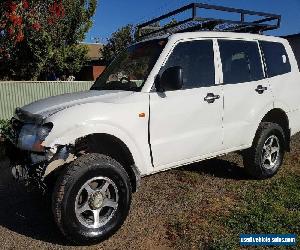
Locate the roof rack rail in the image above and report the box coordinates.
[136,3,281,40]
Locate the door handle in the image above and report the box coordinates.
[255,85,267,94]
[204,93,220,103]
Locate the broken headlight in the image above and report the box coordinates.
[18,123,53,152]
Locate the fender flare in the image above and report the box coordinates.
[251,106,290,148]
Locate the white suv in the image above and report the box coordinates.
[8,31,300,244]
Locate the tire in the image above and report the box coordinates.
[52,153,132,245]
[243,122,286,179]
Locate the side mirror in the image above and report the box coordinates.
[157,66,183,92]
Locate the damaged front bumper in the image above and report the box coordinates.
[7,109,75,193]
[9,144,75,193]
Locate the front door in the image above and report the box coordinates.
[149,39,223,169]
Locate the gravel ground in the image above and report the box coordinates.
[0,134,299,250]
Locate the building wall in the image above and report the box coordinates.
[78,43,105,81]
[77,65,106,81]
[93,66,106,80]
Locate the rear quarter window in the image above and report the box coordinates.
[260,41,291,77]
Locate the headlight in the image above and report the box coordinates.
[18,123,53,152]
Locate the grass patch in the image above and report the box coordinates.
[211,175,300,249]
[165,161,300,249]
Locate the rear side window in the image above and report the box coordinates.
[260,41,291,77]
[219,40,264,84]
[161,40,215,89]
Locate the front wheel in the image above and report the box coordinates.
[243,122,286,179]
[52,153,132,245]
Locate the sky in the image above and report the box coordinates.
[85,0,300,44]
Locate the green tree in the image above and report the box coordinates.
[101,20,177,63]
[0,0,97,80]
[101,24,135,63]
[50,44,89,78]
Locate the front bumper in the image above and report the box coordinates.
[8,142,74,193]
[7,141,49,193]
[8,117,73,193]
[7,110,66,193]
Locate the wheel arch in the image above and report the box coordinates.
[75,133,141,192]
[259,108,290,151]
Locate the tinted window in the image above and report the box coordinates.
[260,41,291,77]
[161,40,215,89]
[219,40,264,84]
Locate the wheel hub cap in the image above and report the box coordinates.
[261,135,280,170]
[265,145,271,156]
[89,192,104,210]
[75,177,119,229]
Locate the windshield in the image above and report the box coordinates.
[91,39,167,91]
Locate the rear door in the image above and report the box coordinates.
[149,39,223,169]
[260,41,300,111]
[218,39,274,149]
[260,41,300,134]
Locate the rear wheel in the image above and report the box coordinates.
[243,122,285,179]
[52,153,132,245]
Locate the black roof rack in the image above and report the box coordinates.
[136,3,281,40]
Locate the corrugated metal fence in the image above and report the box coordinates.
[0,81,93,120]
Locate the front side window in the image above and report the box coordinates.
[91,39,167,91]
[219,40,264,84]
[260,41,291,77]
[160,40,215,89]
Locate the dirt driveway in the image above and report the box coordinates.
[0,134,299,250]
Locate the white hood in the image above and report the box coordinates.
[21,90,134,118]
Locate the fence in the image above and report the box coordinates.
[0,81,94,120]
